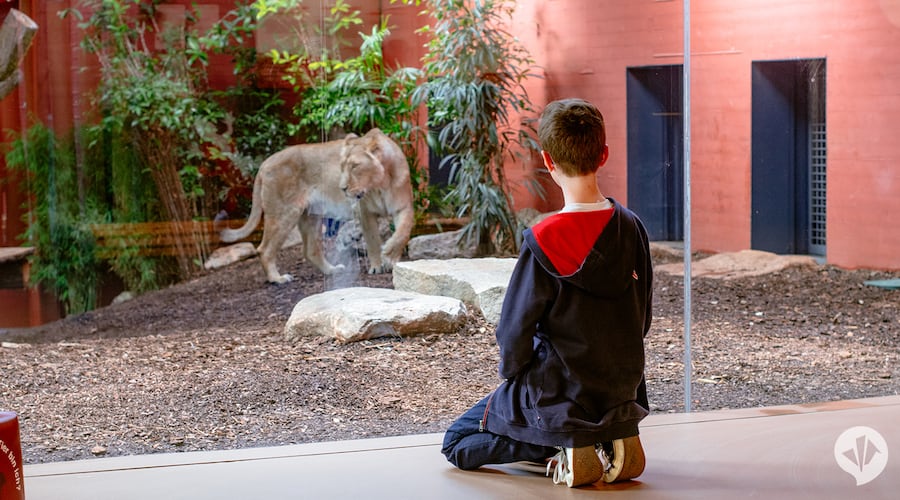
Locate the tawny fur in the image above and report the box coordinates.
[220,128,414,283]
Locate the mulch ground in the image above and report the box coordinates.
[1,245,898,464]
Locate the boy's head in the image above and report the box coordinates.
[538,98,608,176]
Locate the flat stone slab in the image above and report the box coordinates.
[407,230,477,260]
[204,229,303,270]
[393,258,517,324]
[284,287,467,343]
[204,242,256,270]
[655,249,818,279]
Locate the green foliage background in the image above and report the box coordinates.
[6,0,539,314]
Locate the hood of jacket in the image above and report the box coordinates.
[523,198,643,299]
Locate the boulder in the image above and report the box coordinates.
[204,242,256,270]
[516,207,556,227]
[650,242,684,261]
[204,228,303,270]
[407,229,478,260]
[393,258,517,324]
[333,217,392,257]
[111,291,135,305]
[655,249,818,279]
[284,287,467,343]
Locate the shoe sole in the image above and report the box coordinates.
[601,435,646,483]
[566,446,604,487]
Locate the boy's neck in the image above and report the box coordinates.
[558,173,607,205]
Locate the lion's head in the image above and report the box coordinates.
[339,131,390,199]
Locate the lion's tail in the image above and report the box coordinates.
[220,172,263,242]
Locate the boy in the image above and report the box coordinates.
[441,98,653,488]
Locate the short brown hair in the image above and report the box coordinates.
[537,98,606,176]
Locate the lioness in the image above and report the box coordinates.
[220,128,414,283]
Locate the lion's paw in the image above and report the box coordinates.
[269,273,294,284]
[324,263,346,275]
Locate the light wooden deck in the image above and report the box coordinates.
[23,396,899,499]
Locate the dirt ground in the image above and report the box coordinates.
[2,245,898,464]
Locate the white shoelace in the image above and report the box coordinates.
[546,448,569,484]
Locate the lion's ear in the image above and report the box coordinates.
[366,139,383,159]
[344,133,359,142]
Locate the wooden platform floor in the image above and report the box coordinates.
[23,395,900,499]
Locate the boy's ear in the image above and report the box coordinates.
[598,145,610,167]
[540,150,555,171]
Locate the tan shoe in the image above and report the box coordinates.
[548,446,603,487]
[599,435,646,483]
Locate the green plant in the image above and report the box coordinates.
[5,123,100,314]
[261,0,363,91]
[62,1,289,278]
[262,4,429,216]
[226,88,289,165]
[190,2,260,78]
[412,0,541,254]
[295,22,422,140]
[61,1,209,277]
[204,86,291,218]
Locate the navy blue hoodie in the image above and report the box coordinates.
[483,198,653,447]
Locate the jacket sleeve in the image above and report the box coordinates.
[495,245,555,380]
[639,219,654,337]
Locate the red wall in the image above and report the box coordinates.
[0,0,99,248]
[2,0,898,273]
[511,0,683,214]
[818,1,900,269]
[687,0,900,269]
[510,0,900,270]
[0,0,80,327]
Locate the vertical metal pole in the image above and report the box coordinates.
[682,0,693,413]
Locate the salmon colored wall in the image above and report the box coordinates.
[3,0,898,272]
[510,0,899,270]
[686,0,900,269]
[1,1,33,247]
[379,1,430,175]
[511,0,683,213]
[0,1,84,325]
[0,0,99,248]
[688,1,835,254]
[821,1,900,270]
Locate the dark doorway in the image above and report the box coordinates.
[427,123,452,188]
[751,59,826,255]
[626,65,684,241]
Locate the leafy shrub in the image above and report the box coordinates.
[5,123,99,313]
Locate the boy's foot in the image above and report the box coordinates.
[598,435,646,483]
[547,446,603,487]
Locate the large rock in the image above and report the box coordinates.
[204,242,256,270]
[393,258,517,324]
[650,242,683,261]
[655,249,818,279]
[204,228,303,270]
[333,217,393,257]
[284,287,467,343]
[407,229,478,260]
[516,207,556,227]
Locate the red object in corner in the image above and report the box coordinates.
[0,412,25,500]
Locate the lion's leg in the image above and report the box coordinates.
[258,208,299,284]
[358,209,385,274]
[298,213,345,275]
[380,206,414,272]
